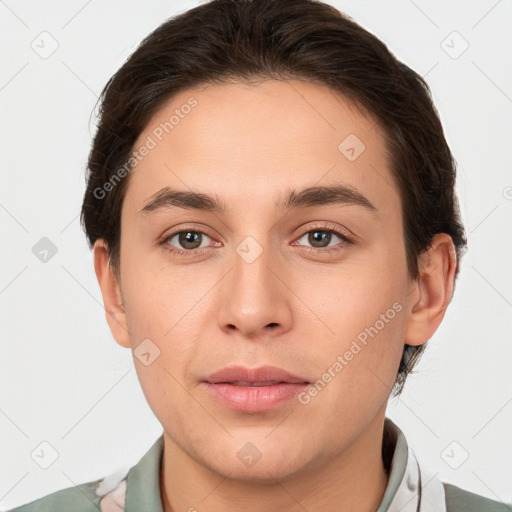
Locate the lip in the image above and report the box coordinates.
[205,365,309,385]
[202,365,310,413]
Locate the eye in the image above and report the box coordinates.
[293,225,354,253]
[161,228,216,255]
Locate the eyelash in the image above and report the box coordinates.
[159,223,354,257]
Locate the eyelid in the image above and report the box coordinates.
[292,220,355,243]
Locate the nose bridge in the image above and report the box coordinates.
[232,234,278,312]
[217,233,291,336]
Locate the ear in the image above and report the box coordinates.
[93,239,131,348]
[404,233,458,346]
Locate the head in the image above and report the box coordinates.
[82,0,466,482]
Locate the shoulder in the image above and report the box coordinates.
[3,435,163,512]
[3,468,129,512]
[2,480,103,512]
[443,482,511,512]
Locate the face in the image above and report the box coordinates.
[105,79,419,481]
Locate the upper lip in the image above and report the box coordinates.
[204,365,309,385]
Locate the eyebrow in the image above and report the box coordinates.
[139,184,377,216]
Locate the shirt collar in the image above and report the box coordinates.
[380,417,446,512]
[116,417,445,512]
[123,435,164,512]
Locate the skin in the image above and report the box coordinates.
[94,79,457,512]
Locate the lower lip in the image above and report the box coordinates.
[202,382,309,413]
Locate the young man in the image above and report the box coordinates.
[6,0,509,511]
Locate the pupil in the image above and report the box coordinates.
[310,230,330,247]
[180,231,201,249]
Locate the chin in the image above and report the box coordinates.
[216,461,307,485]
[197,441,323,485]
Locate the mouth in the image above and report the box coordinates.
[227,381,291,386]
[202,365,310,413]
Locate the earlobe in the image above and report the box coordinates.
[404,233,458,346]
[93,240,131,349]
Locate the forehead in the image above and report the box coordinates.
[123,79,400,218]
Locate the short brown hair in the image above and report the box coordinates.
[81,0,467,397]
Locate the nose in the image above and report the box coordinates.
[216,237,293,340]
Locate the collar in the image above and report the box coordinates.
[378,417,446,512]
[95,417,446,512]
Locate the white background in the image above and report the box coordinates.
[1,0,511,509]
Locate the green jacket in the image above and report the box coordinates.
[3,418,510,511]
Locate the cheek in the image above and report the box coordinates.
[289,251,408,399]
[119,255,209,398]
[120,261,207,427]
[121,251,201,336]
[291,251,407,339]
[296,293,406,435]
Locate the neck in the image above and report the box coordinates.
[159,410,390,512]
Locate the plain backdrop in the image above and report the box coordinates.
[1,0,511,509]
